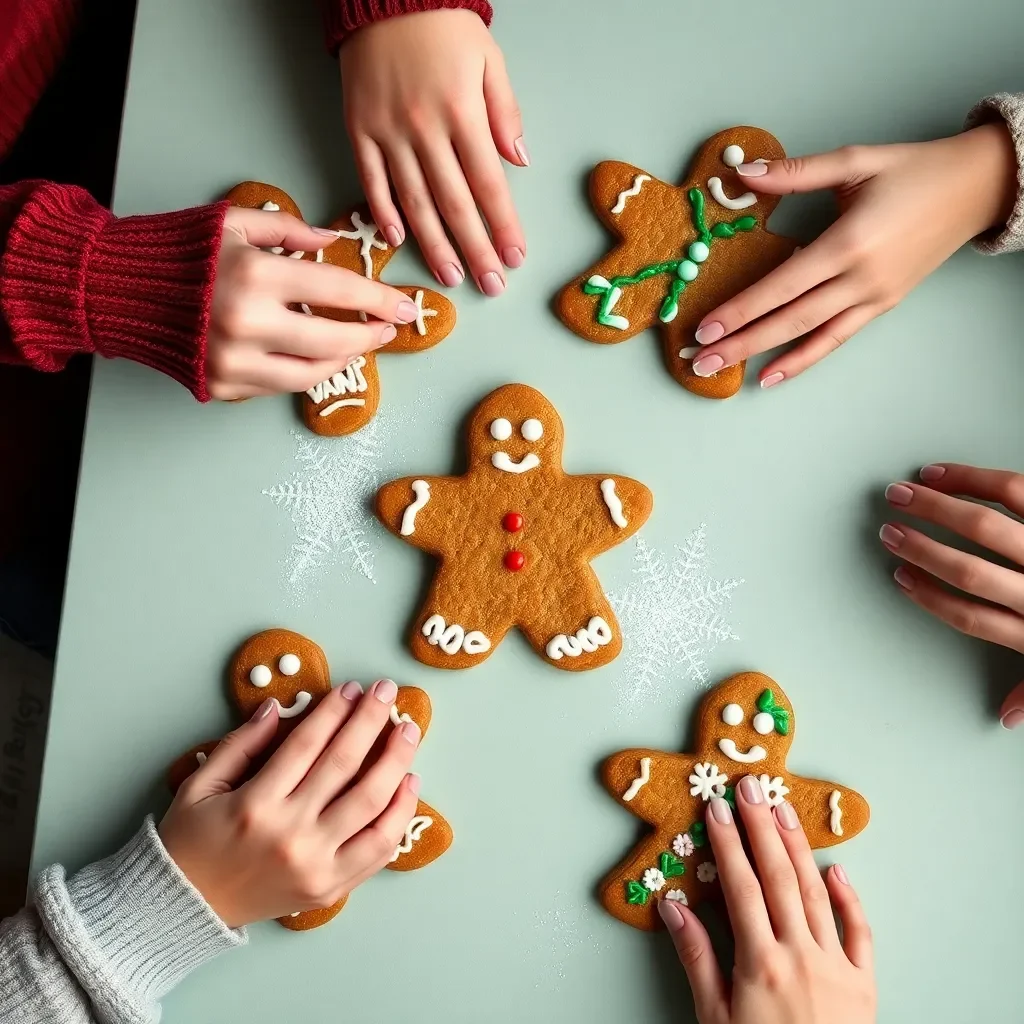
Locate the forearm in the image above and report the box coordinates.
[320,0,494,53]
[965,92,1024,254]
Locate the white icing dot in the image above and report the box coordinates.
[721,703,744,726]
[521,418,543,442]
[752,712,775,735]
[489,418,512,441]
[722,145,745,168]
[249,664,272,688]
[278,653,301,676]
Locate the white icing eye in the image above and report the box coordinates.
[521,418,543,442]
[752,712,775,735]
[249,664,272,688]
[722,145,745,168]
[489,418,512,441]
[721,703,744,726]
[278,653,301,676]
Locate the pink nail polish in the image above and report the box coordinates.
[834,864,850,885]
[437,262,464,288]
[384,225,404,248]
[692,354,725,377]
[775,801,799,831]
[378,324,397,346]
[480,272,506,297]
[374,679,398,704]
[658,900,685,927]
[920,464,946,483]
[694,321,725,345]
[737,161,769,177]
[738,775,762,805]
[313,227,343,237]
[879,524,905,549]
[251,698,276,721]
[502,247,525,269]
[760,372,785,389]
[885,483,914,506]
[339,680,363,701]
[397,300,419,323]
[1000,709,1024,730]
[407,772,422,796]
[514,136,531,167]
[710,796,733,825]
[894,566,915,590]
[400,721,421,745]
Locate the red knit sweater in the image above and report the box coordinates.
[0,0,492,402]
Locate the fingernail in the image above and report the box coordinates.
[760,372,785,389]
[692,354,725,377]
[710,796,733,825]
[658,900,685,928]
[397,300,419,323]
[775,801,800,831]
[885,483,914,506]
[514,136,531,167]
[480,271,506,297]
[437,262,465,287]
[400,721,421,745]
[694,321,725,345]
[384,225,404,248]
[739,775,763,805]
[502,247,525,269]
[894,566,915,590]
[251,698,276,721]
[340,680,363,701]
[879,524,905,550]
[834,864,850,885]
[313,227,343,237]
[407,772,422,796]
[737,161,769,177]
[373,678,398,704]
[920,464,946,483]
[379,324,397,346]
[1000,709,1024,730]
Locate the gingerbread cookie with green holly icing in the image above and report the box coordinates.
[556,128,798,399]
[168,628,453,932]
[600,672,869,930]
[227,182,456,435]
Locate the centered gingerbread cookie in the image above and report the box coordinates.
[600,672,869,930]
[556,127,799,399]
[168,629,453,932]
[228,182,456,435]
[376,384,653,671]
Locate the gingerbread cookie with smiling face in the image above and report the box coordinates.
[600,672,869,931]
[227,182,456,435]
[556,128,799,399]
[168,629,453,932]
[376,384,654,671]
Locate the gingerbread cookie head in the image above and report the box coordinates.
[466,384,566,479]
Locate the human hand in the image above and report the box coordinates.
[158,678,421,928]
[688,123,1018,387]
[207,206,423,400]
[340,9,527,297]
[881,464,1024,727]
[661,778,875,1024]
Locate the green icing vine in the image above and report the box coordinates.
[757,689,790,736]
[626,850,687,905]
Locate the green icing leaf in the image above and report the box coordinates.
[733,215,757,231]
[723,786,736,810]
[660,852,685,878]
[689,822,708,847]
[758,689,790,734]
[582,280,607,295]
[626,880,649,905]
[711,222,735,238]
[757,689,776,712]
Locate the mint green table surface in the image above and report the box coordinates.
[30,1,1024,1021]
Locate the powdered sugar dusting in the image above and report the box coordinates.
[524,893,609,990]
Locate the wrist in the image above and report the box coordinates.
[960,122,1018,235]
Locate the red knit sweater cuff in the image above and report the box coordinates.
[321,0,494,53]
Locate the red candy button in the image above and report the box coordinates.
[504,550,526,572]
[503,512,524,533]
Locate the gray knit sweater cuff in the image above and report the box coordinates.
[35,816,245,1021]
[965,93,1024,254]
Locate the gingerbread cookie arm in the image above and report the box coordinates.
[167,741,220,795]
[376,476,469,556]
[568,475,653,557]
[589,162,677,236]
[386,799,454,872]
[385,286,457,355]
[603,750,698,827]
[226,180,303,219]
[278,896,349,932]
[788,777,870,848]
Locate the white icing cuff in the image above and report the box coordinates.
[965,93,1024,254]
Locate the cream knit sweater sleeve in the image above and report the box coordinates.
[966,93,1024,253]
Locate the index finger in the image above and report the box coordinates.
[919,464,1024,520]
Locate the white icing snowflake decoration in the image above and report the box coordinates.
[689,762,728,801]
[671,833,695,859]
[642,868,666,892]
[758,775,790,808]
[697,862,718,884]
[663,889,688,905]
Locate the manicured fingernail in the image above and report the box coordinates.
[437,262,465,287]
[879,524,905,550]
[502,247,525,269]
[313,227,343,237]
[885,483,913,506]
[480,271,506,297]
[251,698,276,721]
[710,796,733,825]
[775,801,800,831]
[407,772,422,796]
[397,300,419,323]
[894,566,914,590]
[694,321,725,345]
[340,680,363,701]
[739,775,763,805]
[400,721,421,745]
[658,900,685,928]
[384,225,404,247]
[761,372,785,389]
[737,161,769,176]
[1000,709,1024,730]
[920,464,946,483]
[514,136,531,167]
[373,678,398,704]
[692,354,725,377]
[834,864,850,885]
[378,324,397,346]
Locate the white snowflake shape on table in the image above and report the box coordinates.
[689,762,728,801]
[642,868,666,892]
[758,775,790,808]
[697,862,718,884]
[664,889,688,904]
[610,528,744,715]
[672,833,695,859]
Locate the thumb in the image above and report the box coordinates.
[187,698,279,800]
[225,206,343,254]
[1000,680,1024,729]
[483,54,528,167]
[659,900,727,1020]
[735,146,875,195]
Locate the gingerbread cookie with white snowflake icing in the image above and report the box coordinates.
[600,672,869,930]
[375,384,653,671]
[556,128,798,399]
[227,182,456,435]
[168,628,453,932]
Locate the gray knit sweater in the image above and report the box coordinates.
[966,93,1024,253]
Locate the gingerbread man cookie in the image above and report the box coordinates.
[600,672,869,930]
[376,384,653,671]
[168,629,453,932]
[227,182,457,435]
[556,128,799,399]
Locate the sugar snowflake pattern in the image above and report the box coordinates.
[688,762,728,801]
[610,527,744,714]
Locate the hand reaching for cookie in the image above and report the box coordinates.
[688,123,1018,387]
[158,678,421,928]
[662,779,875,1024]
[340,9,527,297]
[881,464,1024,728]
[207,207,421,400]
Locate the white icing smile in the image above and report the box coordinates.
[274,691,312,719]
[707,176,757,210]
[717,738,767,764]
[492,451,540,474]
